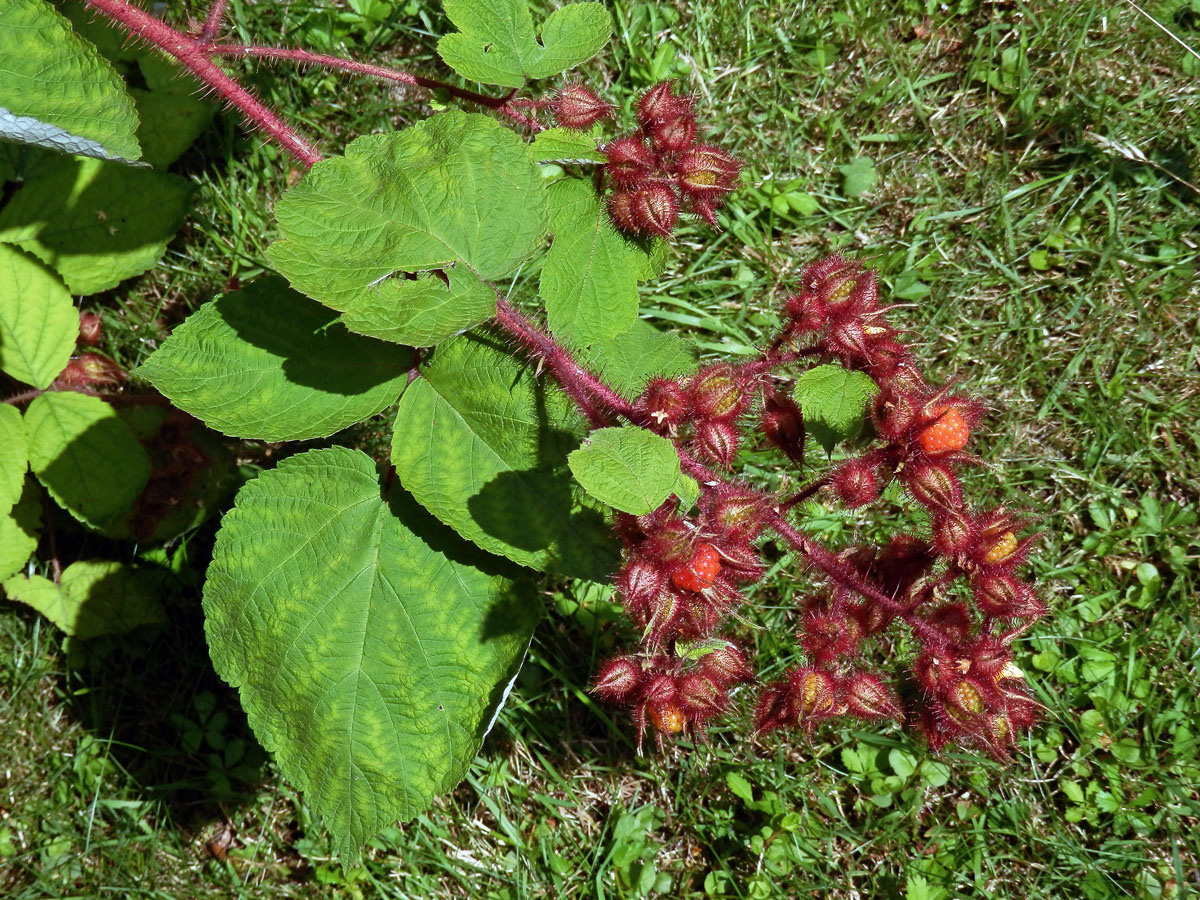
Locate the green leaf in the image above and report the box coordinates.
[530,126,607,163]
[136,278,413,441]
[129,88,214,168]
[437,0,610,88]
[0,477,42,582]
[3,560,165,639]
[838,156,876,198]
[0,404,28,518]
[568,426,683,515]
[0,155,192,295]
[574,318,697,398]
[0,245,76,388]
[24,391,151,530]
[725,771,754,803]
[391,333,618,581]
[268,111,547,347]
[541,178,645,346]
[204,446,538,861]
[0,0,141,162]
[792,364,879,454]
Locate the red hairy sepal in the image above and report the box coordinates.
[712,539,765,582]
[931,509,976,557]
[551,83,614,130]
[702,484,769,540]
[636,376,691,431]
[604,136,654,186]
[675,144,742,198]
[636,81,694,128]
[912,651,962,695]
[649,115,696,152]
[78,311,103,346]
[798,607,862,664]
[619,184,680,238]
[695,418,740,468]
[872,391,922,442]
[53,353,126,389]
[844,672,903,721]
[698,641,755,685]
[927,602,973,643]
[617,557,667,619]
[972,572,1043,621]
[902,460,962,511]
[690,365,748,420]
[760,390,806,467]
[753,681,795,735]
[829,458,880,508]
[592,655,644,703]
[678,672,728,720]
[782,291,829,336]
[787,667,840,720]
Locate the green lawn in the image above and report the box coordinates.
[2,0,1198,897]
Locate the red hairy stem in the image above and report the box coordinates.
[197,0,227,44]
[83,0,322,167]
[778,476,831,511]
[768,512,958,649]
[206,44,524,114]
[493,299,636,426]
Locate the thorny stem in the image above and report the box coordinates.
[198,0,228,44]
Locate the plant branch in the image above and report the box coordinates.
[84,0,323,168]
[198,0,228,44]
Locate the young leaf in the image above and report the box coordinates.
[0,0,141,162]
[203,446,538,862]
[568,426,684,515]
[2,560,166,639]
[0,478,42,583]
[574,318,697,398]
[24,391,151,530]
[0,404,28,518]
[530,126,607,164]
[437,0,610,88]
[136,277,413,441]
[838,156,876,199]
[391,333,619,581]
[268,110,547,347]
[792,364,879,454]
[0,156,192,295]
[541,178,645,346]
[0,245,77,388]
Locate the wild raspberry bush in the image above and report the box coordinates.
[0,0,1047,863]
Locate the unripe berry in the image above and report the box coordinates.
[760,391,806,466]
[946,679,988,717]
[53,353,126,388]
[829,458,879,508]
[973,573,1041,620]
[984,530,1019,564]
[789,667,837,715]
[604,136,654,186]
[550,83,614,130]
[676,145,741,198]
[691,366,745,420]
[647,703,685,733]
[636,81,693,127]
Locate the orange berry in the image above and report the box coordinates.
[918,407,970,454]
[985,531,1019,564]
[648,704,685,733]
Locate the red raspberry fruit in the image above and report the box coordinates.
[671,543,720,592]
[918,407,970,454]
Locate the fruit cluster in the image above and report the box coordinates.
[591,255,1045,756]
[544,81,742,238]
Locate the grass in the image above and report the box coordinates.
[2,0,1199,897]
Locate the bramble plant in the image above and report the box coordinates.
[0,0,1048,864]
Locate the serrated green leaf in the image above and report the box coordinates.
[24,391,151,530]
[672,472,699,510]
[568,426,682,515]
[437,0,610,88]
[0,245,75,389]
[0,403,28,518]
[391,333,618,581]
[136,277,413,441]
[0,477,42,582]
[792,364,879,454]
[204,446,538,862]
[3,560,165,639]
[575,318,697,398]
[0,155,191,294]
[268,111,546,346]
[725,771,754,802]
[129,88,214,168]
[530,126,607,163]
[542,178,646,346]
[838,156,876,198]
[0,0,141,162]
